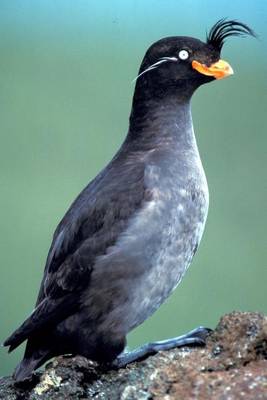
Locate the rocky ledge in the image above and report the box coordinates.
[0,311,267,399]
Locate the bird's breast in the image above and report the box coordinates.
[130,152,209,321]
[87,146,209,336]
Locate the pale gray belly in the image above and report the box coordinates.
[88,164,209,337]
[126,178,209,331]
[87,156,208,335]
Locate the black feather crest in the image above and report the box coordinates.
[207,18,256,51]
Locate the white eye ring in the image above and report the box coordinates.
[178,49,189,60]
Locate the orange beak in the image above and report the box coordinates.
[192,59,234,80]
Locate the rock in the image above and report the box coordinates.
[0,311,267,399]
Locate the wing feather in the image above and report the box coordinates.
[4,155,146,351]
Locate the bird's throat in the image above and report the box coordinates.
[128,89,195,150]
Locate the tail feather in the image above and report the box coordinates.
[13,337,52,382]
[13,358,39,382]
[13,351,50,382]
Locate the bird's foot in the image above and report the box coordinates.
[111,326,212,369]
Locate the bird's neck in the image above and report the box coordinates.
[127,83,196,149]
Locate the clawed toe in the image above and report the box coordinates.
[187,326,213,341]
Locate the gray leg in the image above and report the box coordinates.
[111,326,212,368]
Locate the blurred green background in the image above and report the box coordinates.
[0,0,266,377]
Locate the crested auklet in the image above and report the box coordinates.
[4,19,255,381]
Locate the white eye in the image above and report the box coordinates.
[178,49,189,60]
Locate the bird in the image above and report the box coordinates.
[4,19,255,382]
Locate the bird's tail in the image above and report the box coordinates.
[13,356,43,382]
[13,339,52,382]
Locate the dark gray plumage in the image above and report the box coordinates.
[4,19,255,381]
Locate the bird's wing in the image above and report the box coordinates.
[4,156,147,351]
[37,155,146,302]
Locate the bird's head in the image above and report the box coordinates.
[134,19,255,100]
